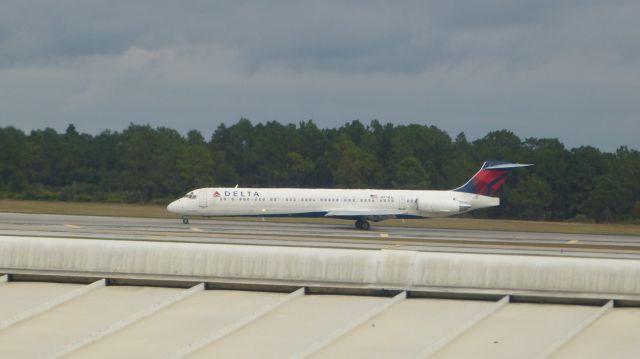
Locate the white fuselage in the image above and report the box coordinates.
[167,187,499,220]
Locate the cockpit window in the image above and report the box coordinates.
[183,191,196,199]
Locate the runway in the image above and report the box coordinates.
[1,212,639,259]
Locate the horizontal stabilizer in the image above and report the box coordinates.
[483,162,532,170]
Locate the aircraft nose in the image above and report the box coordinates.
[167,200,179,213]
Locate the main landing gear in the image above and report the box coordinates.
[182,216,189,224]
[355,219,370,230]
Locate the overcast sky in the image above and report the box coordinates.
[1,1,638,151]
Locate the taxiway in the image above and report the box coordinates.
[1,212,639,259]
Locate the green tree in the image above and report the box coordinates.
[209,119,259,186]
[178,130,215,190]
[523,138,571,219]
[0,126,27,193]
[581,174,630,222]
[502,174,553,220]
[567,146,605,219]
[392,156,430,189]
[389,124,453,189]
[331,135,383,188]
[442,132,475,190]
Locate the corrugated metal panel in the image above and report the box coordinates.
[188,295,389,359]
[66,290,286,359]
[550,308,640,359]
[312,298,496,359]
[0,286,178,359]
[432,303,598,359]
[0,282,81,322]
[0,280,639,359]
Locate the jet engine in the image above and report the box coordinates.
[416,197,471,217]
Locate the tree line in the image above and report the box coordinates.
[1,119,639,223]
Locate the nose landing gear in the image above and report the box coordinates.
[355,219,370,230]
[182,216,189,224]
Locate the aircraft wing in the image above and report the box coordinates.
[324,210,408,219]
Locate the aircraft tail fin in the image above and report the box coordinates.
[453,161,532,197]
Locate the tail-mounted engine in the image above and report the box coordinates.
[417,197,471,217]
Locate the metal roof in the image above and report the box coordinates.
[0,277,638,359]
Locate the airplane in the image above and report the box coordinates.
[167,160,531,230]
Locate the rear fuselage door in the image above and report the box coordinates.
[198,189,208,208]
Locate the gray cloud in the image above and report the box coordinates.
[0,0,638,150]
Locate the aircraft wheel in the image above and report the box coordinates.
[360,221,370,230]
[182,217,189,224]
[355,220,362,229]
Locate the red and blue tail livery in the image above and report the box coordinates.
[453,161,532,197]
